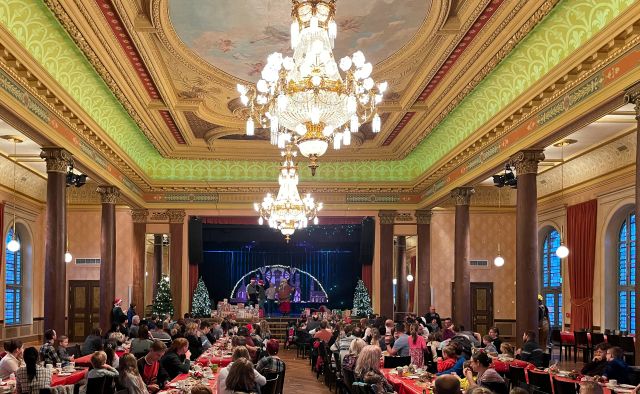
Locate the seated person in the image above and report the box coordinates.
[81,328,103,356]
[222,357,266,394]
[436,345,458,373]
[56,335,74,367]
[436,344,465,377]
[463,351,506,392]
[0,339,23,379]
[603,346,630,384]
[16,347,52,393]
[433,375,460,394]
[488,327,503,353]
[516,330,544,367]
[185,322,204,361]
[39,329,61,366]
[500,343,515,358]
[137,340,168,393]
[218,347,266,394]
[387,323,410,357]
[582,342,612,377]
[79,351,119,394]
[354,345,394,393]
[160,338,191,380]
[131,325,154,355]
[199,321,213,350]
[313,320,333,343]
[256,339,285,374]
[482,335,498,355]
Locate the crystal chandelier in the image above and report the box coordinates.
[238,0,387,175]
[254,145,323,242]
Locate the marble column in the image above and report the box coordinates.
[168,209,185,317]
[451,187,474,331]
[416,210,432,316]
[378,210,397,319]
[511,150,545,346]
[40,148,72,334]
[131,209,148,311]
[97,186,119,333]
[395,236,408,313]
[626,85,640,364]
[153,235,163,298]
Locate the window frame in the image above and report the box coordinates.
[5,227,23,325]
[541,228,563,329]
[617,212,636,334]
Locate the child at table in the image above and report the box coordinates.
[79,351,118,394]
[437,345,457,373]
[56,336,74,367]
[119,353,148,394]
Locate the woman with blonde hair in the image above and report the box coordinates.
[343,338,366,372]
[499,343,515,358]
[369,328,381,348]
[118,353,148,394]
[217,347,266,394]
[354,345,394,393]
[185,322,204,360]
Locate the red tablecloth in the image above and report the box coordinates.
[74,350,127,367]
[196,355,233,368]
[158,371,218,393]
[491,358,534,374]
[383,369,425,394]
[51,369,87,386]
[560,331,635,345]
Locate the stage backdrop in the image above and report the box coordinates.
[199,220,367,310]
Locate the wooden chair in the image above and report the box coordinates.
[574,330,590,363]
[527,369,553,394]
[275,364,286,394]
[508,365,527,389]
[382,355,411,368]
[261,373,279,394]
[552,375,578,394]
[608,334,621,347]
[550,329,566,361]
[621,336,635,365]
[86,376,116,394]
[342,368,355,394]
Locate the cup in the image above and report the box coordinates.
[609,379,617,386]
[46,364,52,370]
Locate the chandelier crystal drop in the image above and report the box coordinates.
[254,145,323,242]
[238,0,386,175]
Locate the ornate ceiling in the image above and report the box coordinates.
[0,0,637,209]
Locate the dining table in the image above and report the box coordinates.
[158,370,219,393]
[0,367,88,393]
[383,368,429,394]
[74,349,127,367]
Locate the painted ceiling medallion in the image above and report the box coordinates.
[237,0,388,175]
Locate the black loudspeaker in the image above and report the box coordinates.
[360,216,375,265]
[188,217,203,265]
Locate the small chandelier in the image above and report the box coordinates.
[2,135,23,253]
[254,144,323,242]
[238,0,387,175]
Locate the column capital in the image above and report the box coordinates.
[131,209,149,223]
[40,148,72,173]
[96,186,120,204]
[167,209,186,224]
[624,83,640,120]
[510,150,545,175]
[378,210,397,225]
[415,210,432,224]
[450,187,475,206]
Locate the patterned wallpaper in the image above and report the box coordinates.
[430,210,517,320]
[0,0,633,182]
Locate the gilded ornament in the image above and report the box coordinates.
[450,187,474,206]
[378,210,397,225]
[97,186,120,204]
[40,148,72,173]
[510,150,544,176]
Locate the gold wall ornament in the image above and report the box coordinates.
[131,209,150,223]
[378,210,398,225]
[97,186,120,204]
[40,147,73,173]
[167,209,186,224]
[415,210,432,225]
[450,187,474,206]
[510,150,545,176]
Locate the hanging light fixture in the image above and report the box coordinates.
[2,135,23,253]
[494,185,505,267]
[64,187,72,263]
[406,274,414,282]
[555,141,570,258]
[254,144,323,242]
[238,0,386,175]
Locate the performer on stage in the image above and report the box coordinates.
[278,279,295,316]
[257,280,266,313]
[247,278,259,307]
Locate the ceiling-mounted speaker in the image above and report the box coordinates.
[188,216,203,265]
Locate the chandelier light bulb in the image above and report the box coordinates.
[333,133,342,150]
[290,21,299,49]
[246,118,254,136]
[64,251,73,263]
[240,95,249,106]
[494,255,505,267]
[556,243,569,258]
[350,114,359,133]
[328,20,337,40]
[258,217,264,225]
[378,81,388,93]
[257,79,268,93]
[407,274,414,282]
[311,75,322,86]
[360,62,373,79]
[6,237,20,252]
[342,128,351,145]
[372,113,381,133]
[339,56,352,71]
[363,77,374,91]
[310,16,319,31]
[352,51,366,68]
[237,84,247,95]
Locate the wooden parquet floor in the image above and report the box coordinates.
[280,348,332,394]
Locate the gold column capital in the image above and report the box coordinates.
[510,150,545,175]
[378,210,397,225]
[167,209,186,224]
[624,83,640,120]
[415,210,432,225]
[450,187,475,206]
[131,209,149,223]
[40,148,72,173]
[97,186,120,204]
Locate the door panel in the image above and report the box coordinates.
[471,282,494,334]
[68,281,100,342]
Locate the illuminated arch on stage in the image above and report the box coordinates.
[230,265,329,303]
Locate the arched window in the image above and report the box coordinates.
[541,228,562,328]
[5,228,23,325]
[618,212,636,334]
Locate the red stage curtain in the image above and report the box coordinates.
[567,199,597,330]
[188,263,199,309]
[362,264,372,293]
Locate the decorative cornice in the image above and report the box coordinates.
[450,187,475,206]
[378,210,397,225]
[415,210,432,225]
[40,148,72,173]
[510,150,545,176]
[167,209,185,224]
[395,212,414,222]
[96,185,120,204]
[149,210,169,221]
[624,82,640,119]
[131,208,149,223]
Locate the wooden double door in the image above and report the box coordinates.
[451,282,494,334]
[68,280,100,342]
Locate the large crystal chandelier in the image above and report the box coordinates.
[254,145,323,241]
[237,0,387,175]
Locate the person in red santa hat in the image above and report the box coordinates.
[112,297,126,326]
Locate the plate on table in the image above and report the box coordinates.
[406,375,420,379]
[57,372,71,376]
[167,382,179,388]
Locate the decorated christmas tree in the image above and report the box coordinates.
[191,277,212,317]
[352,279,373,317]
[152,275,175,317]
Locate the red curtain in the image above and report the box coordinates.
[362,264,372,293]
[188,263,199,309]
[567,199,597,330]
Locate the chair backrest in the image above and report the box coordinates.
[261,374,279,394]
[574,331,589,346]
[590,333,605,346]
[508,365,527,388]
[541,352,551,368]
[482,381,509,394]
[351,382,374,394]
[527,370,553,394]
[621,336,635,352]
[553,376,578,394]
[383,355,411,368]
[343,368,355,389]
[275,363,286,394]
[551,329,562,344]
[67,344,82,358]
[608,334,621,347]
[86,376,116,394]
